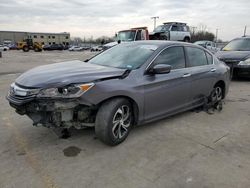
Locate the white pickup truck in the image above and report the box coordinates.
[149,22,191,42]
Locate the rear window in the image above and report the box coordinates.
[186,47,208,67]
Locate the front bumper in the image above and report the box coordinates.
[222,60,250,77]
[7,92,96,128]
[234,66,250,77]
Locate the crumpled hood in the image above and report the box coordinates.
[15,60,125,88]
[215,50,250,61]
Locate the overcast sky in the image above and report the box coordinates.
[0,0,249,41]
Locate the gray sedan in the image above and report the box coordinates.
[7,41,230,145]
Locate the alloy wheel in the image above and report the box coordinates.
[112,105,131,139]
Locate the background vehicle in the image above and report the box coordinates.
[43,44,64,51]
[90,45,103,52]
[8,43,18,50]
[0,45,9,51]
[68,46,84,51]
[7,41,230,146]
[149,22,191,42]
[216,36,250,78]
[194,40,219,53]
[103,27,150,50]
[117,27,149,42]
[17,39,42,52]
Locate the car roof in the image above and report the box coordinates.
[233,36,250,40]
[123,40,204,49]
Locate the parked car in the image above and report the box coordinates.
[194,40,218,53]
[90,45,103,52]
[8,43,18,50]
[149,22,191,42]
[68,46,84,51]
[216,36,250,78]
[43,44,64,51]
[0,45,9,51]
[6,41,230,146]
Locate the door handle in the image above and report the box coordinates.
[182,73,191,78]
[211,68,216,72]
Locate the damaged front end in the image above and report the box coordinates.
[7,83,97,129]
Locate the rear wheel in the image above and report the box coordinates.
[184,37,190,42]
[34,47,39,52]
[95,98,133,146]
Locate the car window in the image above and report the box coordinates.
[171,25,178,31]
[206,52,213,65]
[153,46,186,69]
[177,26,183,31]
[222,38,250,51]
[186,47,208,67]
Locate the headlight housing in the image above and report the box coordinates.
[238,58,250,66]
[37,83,94,98]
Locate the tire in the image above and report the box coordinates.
[23,46,29,52]
[184,37,190,43]
[34,47,39,52]
[95,98,133,146]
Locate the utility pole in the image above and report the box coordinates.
[190,26,197,35]
[215,28,219,42]
[243,26,247,37]
[151,16,159,29]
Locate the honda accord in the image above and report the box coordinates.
[7,41,230,145]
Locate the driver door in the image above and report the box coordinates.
[143,46,192,121]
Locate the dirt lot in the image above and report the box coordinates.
[0,50,250,188]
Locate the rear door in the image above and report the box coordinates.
[185,46,217,104]
[143,46,192,120]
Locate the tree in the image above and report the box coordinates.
[190,24,215,42]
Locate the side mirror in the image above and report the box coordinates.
[149,64,172,74]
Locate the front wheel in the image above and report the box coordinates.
[95,98,133,146]
[211,85,223,103]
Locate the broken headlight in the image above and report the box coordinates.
[37,83,94,98]
[238,58,250,66]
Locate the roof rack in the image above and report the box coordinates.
[163,22,187,25]
[130,27,148,30]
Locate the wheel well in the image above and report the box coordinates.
[214,80,226,99]
[98,96,139,125]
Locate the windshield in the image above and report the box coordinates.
[222,38,250,51]
[154,24,171,32]
[117,31,136,41]
[89,43,158,70]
